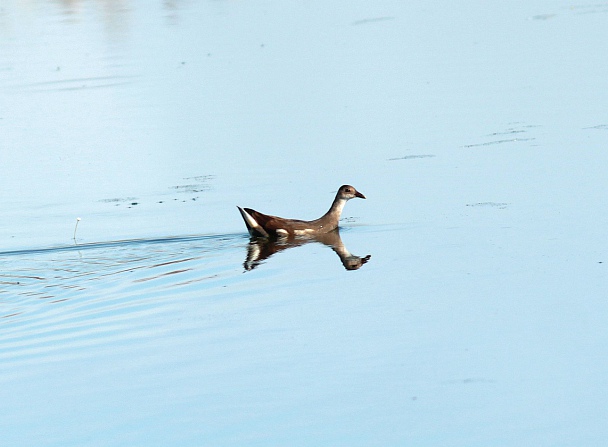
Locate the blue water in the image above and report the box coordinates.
[1,1,608,446]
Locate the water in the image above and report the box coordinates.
[1,1,607,445]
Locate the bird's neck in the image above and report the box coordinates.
[329,196,347,215]
[319,196,347,226]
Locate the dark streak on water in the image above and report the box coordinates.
[351,16,395,26]
[462,137,536,148]
[466,202,509,209]
[583,124,608,130]
[9,75,140,92]
[388,154,436,161]
[0,233,244,258]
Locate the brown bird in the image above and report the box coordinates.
[237,185,366,238]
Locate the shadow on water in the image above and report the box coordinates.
[243,229,371,272]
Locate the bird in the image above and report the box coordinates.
[237,185,366,238]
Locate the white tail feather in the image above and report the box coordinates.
[237,206,270,237]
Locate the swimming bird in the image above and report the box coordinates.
[237,185,366,238]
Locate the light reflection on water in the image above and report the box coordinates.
[0,0,183,38]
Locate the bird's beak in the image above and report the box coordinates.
[355,191,366,199]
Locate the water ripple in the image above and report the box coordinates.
[0,233,248,373]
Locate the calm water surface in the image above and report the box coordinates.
[1,1,607,446]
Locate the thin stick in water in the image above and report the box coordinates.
[73,217,81,240]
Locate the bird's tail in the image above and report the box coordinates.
[237,206,270,238]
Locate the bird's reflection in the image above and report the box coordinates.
[243,229,371,271]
